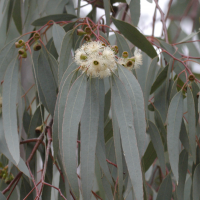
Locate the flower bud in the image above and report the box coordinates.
[84,27,92,34]
[84,35,91,42]
[35,125,43,134]
[18,48,25,55]
[21,51,27,58]
[18,39,25,47]
[77,29,86,36]
[33,32,40,40]
[33,42,42,51]
[122,51,129,58]
[111,45,118,54]
[15,42,21,48]
[188,74,195,81]
[2,173,7,180]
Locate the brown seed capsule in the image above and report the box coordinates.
[77,29,86,36]
[84,35,91,42]
[188,74,195,81]
[33,32,40,40]
[84,27,92,34]
[33,42,42,51]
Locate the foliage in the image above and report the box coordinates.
[0,0,200,199]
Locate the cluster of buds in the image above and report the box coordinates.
[15,39,27,58]
[77,26,92,42]
[117,50,143,70]
[33,32,42,51]
[0,165,14,184]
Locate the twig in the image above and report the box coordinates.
[154,0,169,43]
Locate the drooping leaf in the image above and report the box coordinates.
[111,74,143,200]
[80,79,99,200]
[53,69,77,159]
[59,29,74,85]
[0,39,17,83]
[150,64,169,95]
[115,32,132,56]
[187,86,196,163]
[167,91,183,182]
[32,14,77,26]
[20,176,33,200]
[0,116,30,177]
[193,164,200,200]
[0,192,6,200]
[148,120,165,174]
[52,23,66,55]
[111,108,123,199]
[142,141,157,172]
[156,174,172,200]
[37,48,57,116]
[103,0,110,35]
[176,149,188,200]
[118,65,146,158]
[12,0,22,34]
[2,57,20,164]
[145,57,158,117]
[104,89,111,121]
[129,0,140,26]
[179,119,190,153]
[112,17,157,58]
[61,74,87,199]
[96,141,114,187]
[178,31,200,43]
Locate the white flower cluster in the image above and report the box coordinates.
[74,41,117,78]
[118,49,143,70]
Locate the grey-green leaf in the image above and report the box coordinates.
[176,149,188,200]
[52,23,66,55]
[187,86,196,163]
[0,192,6,200]
[80,79,99,200]
[167,91,183,182]
[112,17,157,58]
[37,48,57,116]
[129,0,140,26]
[148,120,165,174]
[193,164,200,200]
[32,14,77,26]
[111,75,143,200]
[115,32,132,56]
[2,57,20,164]
[156,174,172,200]
[111,108,123,199]
[53,68,77,159]
[118,65,146,158]
[61,74,87,199]
[59,29,74,85]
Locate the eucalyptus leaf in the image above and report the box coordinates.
[61,74,87,199]
[32,14,77,26]
[2,57,20,164]
[111,74,143,200]
[167,91,183,182]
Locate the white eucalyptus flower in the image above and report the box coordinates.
[134,49,143,69]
